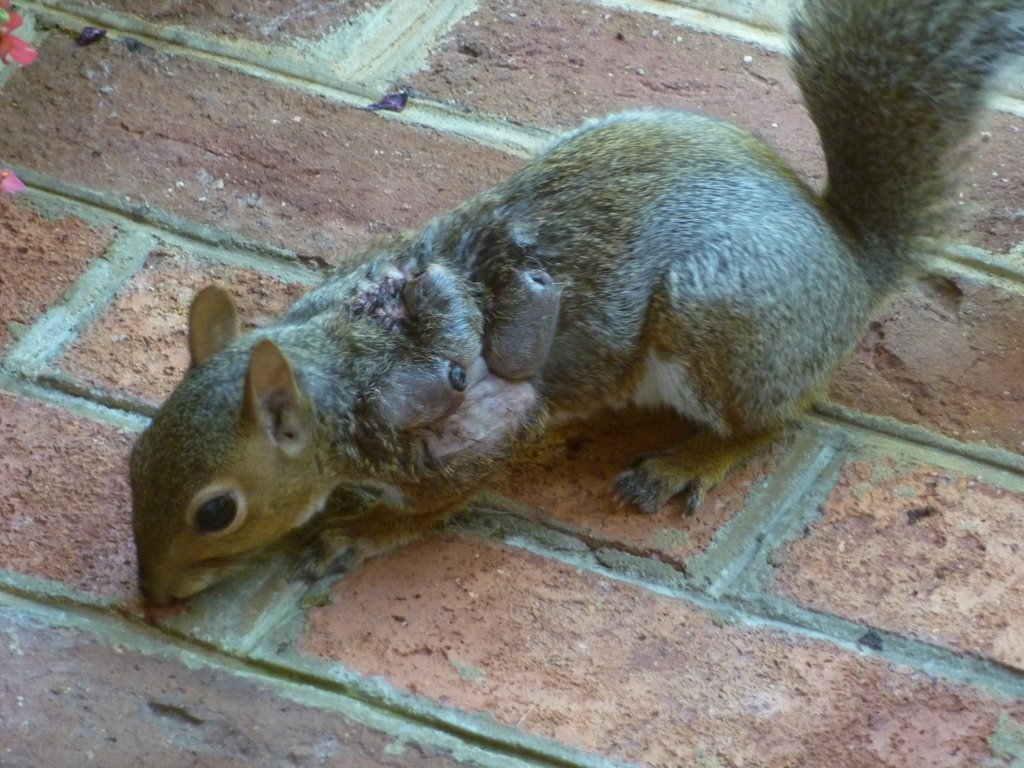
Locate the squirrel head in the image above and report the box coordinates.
[129,286,336,605]
[129,280,490,605]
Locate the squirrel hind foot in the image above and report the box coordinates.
[613,455,707,515]
[612,429,781,515]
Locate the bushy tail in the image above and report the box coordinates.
[790,0,1024,258]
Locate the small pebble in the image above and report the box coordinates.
[76,26,107,46]
[367,92,409,113]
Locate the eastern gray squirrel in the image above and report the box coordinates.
[130,0,1024,605]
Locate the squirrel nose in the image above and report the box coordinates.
[137,561,174,607]
[138,578,167,606]
[139,580,186,607]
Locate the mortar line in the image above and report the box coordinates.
[734,592,1024,700]
[33,369,159,417]
[2,228,155,378]
[0,582,633,768]
[0,371,149,431]
[319,0,479,86]
[458,511,1024,701]
[463,496,695,573]
[20,0,371,93]
[990,92,1024,118]
[811,404,1024,478]
[929,245,1024,287]
[9,167,314,265]
[700,434,842,599]
[596,0,787,51]
[20,0,446,94]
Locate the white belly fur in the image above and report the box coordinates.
[628,351,726,432]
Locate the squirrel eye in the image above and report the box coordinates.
[448,363,467,392]
[194,493,237,534]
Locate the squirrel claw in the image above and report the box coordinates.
[292,535,365,582]
[613,455,710,515]
[321,545,363,576]
[613,431,776,515]
[680,482,705,516]
[613,461,676,515]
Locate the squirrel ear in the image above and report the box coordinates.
[189,286,241,368]
[243,339,311,456]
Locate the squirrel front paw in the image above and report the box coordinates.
[291,529,367,582]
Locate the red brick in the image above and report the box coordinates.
[490,408,782,562]
[831,274,1024,454]
[2,36,522,264]
[409,0,824,179]
[57,248,308,406]
[301,533,1023,767]
[0,201,113,351]
[0,394,136,598]
[0,610,469,768]
[92,0,385,43]
[771,458,1024,671]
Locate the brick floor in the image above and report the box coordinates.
[301,533,1024,767]
[3,0,1024,766]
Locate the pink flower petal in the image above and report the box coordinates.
[0,169,27,194]
[9,37,34,64]
[0,31,34,65]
